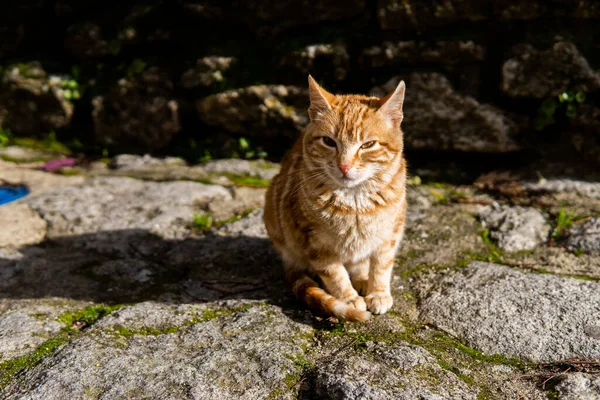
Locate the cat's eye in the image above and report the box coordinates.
[361,141,376,149]
[321,137,337,148]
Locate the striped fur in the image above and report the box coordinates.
[264,76,407,322]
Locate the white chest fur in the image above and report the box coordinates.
[317,188,402,263]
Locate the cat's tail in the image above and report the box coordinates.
[289,272,371,322]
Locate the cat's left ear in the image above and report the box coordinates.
[377,80,405,127]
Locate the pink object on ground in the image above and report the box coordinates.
[41,158,77,172]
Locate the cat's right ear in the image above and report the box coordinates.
[308,75,334,121]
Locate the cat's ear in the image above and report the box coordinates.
[308,75,334,121]
[377,80,405,127]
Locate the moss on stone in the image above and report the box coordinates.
[0,334,69,389]
[225,174,270,187]
[58,304,125,328]
[193,209,255,233]
[108,303,265,338]
[111,325,180,337]
[0,304,124,389]
[429,332,525,368]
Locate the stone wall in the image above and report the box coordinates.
[1,1,600,162]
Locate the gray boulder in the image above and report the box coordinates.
[362,40,485,68]
[92,67,180,152]
[373,73,521,152]
[26,177,230,255]
[197,85,308,139]
[556,373,600,400]
[310,342,478,399]
[279,43,350,82]
[419,262,600,362]
[377,0,488,31]
[63,22,110,60]
[0,62,74,137]
[478,204,551,252]
[523,178,600,199]
[180,56,236,89]
[502,42,600,98]
[231,0,366,35]
[566,218,600,255]
[2,301,314,400]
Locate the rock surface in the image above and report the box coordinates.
[556,373,600,400]
[197,85,309,139]
[0,203,46,248]
[0,300,83,363]
[419,262,600,362]
[524,179,600,199]
[502,42,600,98]
[3,301,314,400]
[0,162,85,195]
[180,56,236,89]
[279,43,350,82]
[310,343,478,399]
[0,62,74,137]
[1,158,599,398]
[567,218,600,255]
[26,176,230,244]
[362,40,485,68]
[92,68,180,152]
[479,204,551,252]
[373,73,521,152]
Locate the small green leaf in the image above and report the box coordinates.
[558,92,570,103]
[539,98,557,117]
[127,59,147,76]
[108,40,121,55]
[566,103,577,119]
[239,137,249,149]
[575,91,586,103]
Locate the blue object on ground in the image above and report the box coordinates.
[0,185,30,206]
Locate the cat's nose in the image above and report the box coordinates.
[338,164,352,175]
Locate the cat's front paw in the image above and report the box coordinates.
[365,292,393,314]
[343,295,367,311]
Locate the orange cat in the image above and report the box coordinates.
[264,76,407,322]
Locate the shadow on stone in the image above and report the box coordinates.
[0,228,297,313]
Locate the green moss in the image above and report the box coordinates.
[473,229,504,264]
[427,188,447,203]
[0,129,73,157]
[0,127,11,147]
[56,168,81,176]
[217,209,254,226]
[429,332,525,369]
[427,182,452,189]
[110,303,266,339]
[573,248,585,257]
[193,209,255,233]
[226,174,270,187]
[399,256,475,280]
[567,274,600,281]
[112,325,180,337]
[13,133,72,155]
[0,304,124,389]
[193,214,213,231]
[437,359,475,386]
[58,304,125,328]
[0,335,69,388]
